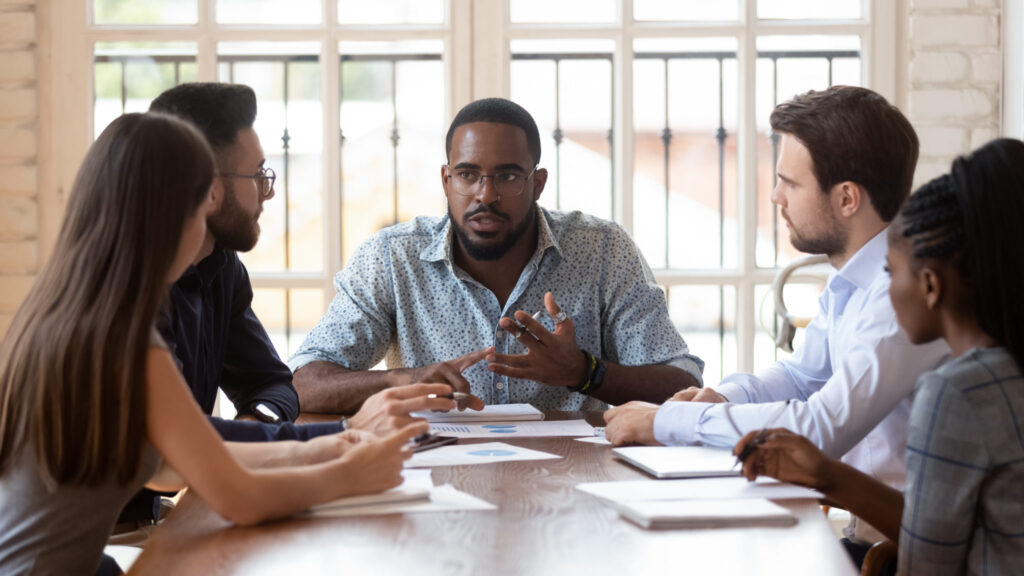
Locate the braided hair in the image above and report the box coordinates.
[897,174,966,262]
[895,138,1024,371]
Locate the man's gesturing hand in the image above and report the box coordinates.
[348,382,481,435]
[486,292,589,389]
[390,348,489,411]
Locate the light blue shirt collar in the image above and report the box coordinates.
[834,228,889,292]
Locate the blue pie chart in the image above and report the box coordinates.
[468,449,517,457]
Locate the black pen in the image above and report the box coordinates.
[734,399,791,468]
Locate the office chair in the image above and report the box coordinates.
[771,254,829,352]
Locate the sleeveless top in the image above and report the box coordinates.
[0,332,164,575]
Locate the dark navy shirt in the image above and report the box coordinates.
[157,245,342,442]
[119,246,342,526]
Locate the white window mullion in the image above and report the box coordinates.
[450,0,474,113]
[868,0,896,103]
[196,0,216,81]
[472,0,509,99]
[737,0,759,374]
[322,3,342,307]
[614,0,634,234]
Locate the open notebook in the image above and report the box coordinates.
[617,498,797,529]
[613,446,740,479]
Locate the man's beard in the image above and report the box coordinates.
[208,181,260,252]
[450,202,536,261]
[785,207,844,257]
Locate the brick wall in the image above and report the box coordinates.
[907,0,1003,186]
[0,0,37,337]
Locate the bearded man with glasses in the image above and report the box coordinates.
[111,84,461,540]
[291,98,704,414]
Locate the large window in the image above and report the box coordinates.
[504,0,881,382]
[68,0,892,387]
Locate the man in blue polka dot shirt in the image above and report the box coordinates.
[289,98,704,413]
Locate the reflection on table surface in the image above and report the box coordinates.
[129,411,856,576]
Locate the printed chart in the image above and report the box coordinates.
[405,442,562,468]
[429,420,595,438]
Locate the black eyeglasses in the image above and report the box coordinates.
[445,165,537,197]
[218,166,276,199]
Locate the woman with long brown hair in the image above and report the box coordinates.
[0,113,424,575]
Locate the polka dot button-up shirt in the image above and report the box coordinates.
[289,207,704,411]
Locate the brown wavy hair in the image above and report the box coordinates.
[0,113,214,486]
[769,85,918,222]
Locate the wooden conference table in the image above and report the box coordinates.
[129,412,856,576]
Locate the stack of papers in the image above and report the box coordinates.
[308,469,496,518]
[429,420,595,438]
[411,403,544,423]
[577,473,822,531]
[576,476,824,502]
[617,499,797,529]
[612,446,740,478]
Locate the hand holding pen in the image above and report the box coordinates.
[732,405,834,490]
[733,399,792,468]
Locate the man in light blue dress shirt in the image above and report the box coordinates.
[290,98,704,413]
[605,87,950,541]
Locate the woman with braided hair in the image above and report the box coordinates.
[734,138,1024,575]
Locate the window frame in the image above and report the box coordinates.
[479,0,894,375]
[48,0,897,377]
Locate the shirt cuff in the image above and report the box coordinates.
[653,401,710,446]
[667,355,705,387]
[287,351,323,373]
[713,381,748,404]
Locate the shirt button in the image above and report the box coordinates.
[496,382,505,390]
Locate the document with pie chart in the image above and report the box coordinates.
[405,442,562,468]
[428,420,595,438]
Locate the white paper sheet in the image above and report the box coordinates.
[309,469,434,514]
[575,435,612,445]
[308,485,496,518]
[576,477,823,503]
[411,403,543,423]
[405,441,561,467]
[428,419,594,438]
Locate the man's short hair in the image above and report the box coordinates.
[149,83,257,153]
[769,85,918,222]
[445,98,542,165]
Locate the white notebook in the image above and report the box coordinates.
[310,484,430,513]
[617,498,797,529]
[613,446,739,479]
[411,403,544,423]
[309,469,432,513]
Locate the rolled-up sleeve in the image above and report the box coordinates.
[289,235,396,373]
[599,223,705,384]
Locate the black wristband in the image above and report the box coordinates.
[587,358,607,395]
[569,350,596,393]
